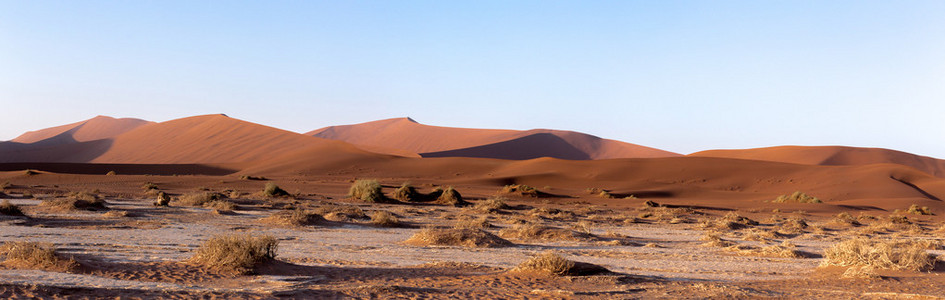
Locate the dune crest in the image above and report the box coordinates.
[691,146,945,178]
[11,116,152,145]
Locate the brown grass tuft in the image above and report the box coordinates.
[435,186,469,207]
[772,191,821,203]
[261,209,324,227]
[500,184,539,197]
[391,183,420,202]
[370,211,401,227]
[349,179,388,203]
[821,238,936,272]
[453,216,492,229]
[513,252,609,276]
[176,192,226,207]
[405,228,512,248]
[188,234,279,275]
[1,199,25,216]
[473,197,510,213]
[315,204,367,221]
[906,204,932,215]
[263,182,290,198]
[0,241,77,272]
[499,223,596,242]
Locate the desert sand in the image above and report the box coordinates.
[2,115,945,299]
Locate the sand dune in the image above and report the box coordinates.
[11,116,152,145]
[307,117,679,160]
[691,146,945,178]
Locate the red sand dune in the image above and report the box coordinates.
[1,114,383,164]
[11,116,152,145]
[306,117,679,160]
[690,146,945,178]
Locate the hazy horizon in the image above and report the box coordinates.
[2,1,944,158]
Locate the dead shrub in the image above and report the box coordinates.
[700,233,736,248]
[154,191,171,206]
[513,252,609,276]
[727,242,806,258]
[370,211,401,227]
[405,228,512,248]
[0,241,77,272]
[499,223,596,242]
[141,182,159,191]
[453,216,492,229]
[831,212,861,227]
[392,183,420,202]
[40,195,108,212]
[841,265,881,280]
[176,192,226,207]
[314,204,367,221]
[821,238,936,271]
[474,197,510,213]
[349,179,388,203]
[500,184,539,197]
[906,204,932,215]
[204,200,236,211]
[188,234,279,275]
[1,199,25,216]
[702,212,758,230]
[772,191,821,203]
[263,182,290,198]
[261,209,324,227]
[435,186,468,207]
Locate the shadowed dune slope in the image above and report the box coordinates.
[691,146,945,178]
[306,117,679,160]
[11,116,152,144]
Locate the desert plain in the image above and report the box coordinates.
[2,114,945,299]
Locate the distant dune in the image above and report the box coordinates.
[11,116,152,145]
[307,117,679,160]
[690,146,945,178]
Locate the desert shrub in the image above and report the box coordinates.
[772,191,821,203]
[821,238,936,271]
[701,212,758,230]
[499,223,595,242]
[513,252,609,276]
[261,209,323,226]
[841,265,881,279]
[0,199,24,216]
[727,242,806,258]
[41,193,108,211]
[435,186,468,207]
[700,233,736,248]
[349,180,387,203]
[101,210,130,218]
[105,171,117,176]
[314,204,367,221]
[906,204,932,215]
[204,200,236,211]
[405,228,512,248]
[263,182,290,197]
[831,212,861,227]
[141,182,159,191]
[239,175,267,181]
[154,191,171,206]
[189,234,278,275]
[453,216,492,229]
[500,184,539,197]
[776,217,809,235]
[370,211,400,227]
[176,192,226,207]
[0,241,77,272]
[392,183,420,202]
[598,190,614,199]
[474,197,509,213]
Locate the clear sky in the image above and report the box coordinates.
[2,1,944,158]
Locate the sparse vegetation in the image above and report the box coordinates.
[906,204,932,215]
[392,183,420,202]
[473,197,509,213]
[188,234,279,275]
[141,182,159,191]
[154,191,171,206]
[435,186,468,207]
[821,238,936,272]
[239,175,267,181]
[176,192,228,207]
[106,170,117,176]
[405,228,512,248]
[40,192,108,211]
[261,209,323,226]
[499,223,595,242]
[370,211,401,227]
[453,216,492,229]
[0,241,77,272]
[315,204,367,221]
[349,179,387,203]
[0,199,24,216]
[262,182,290,197]
[513,252,609,276]
[772,191,821,203]
[500,184,539,197]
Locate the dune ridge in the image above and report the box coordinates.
[691,146,945,178]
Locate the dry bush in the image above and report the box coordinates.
[700,233,736,248]
[261,209,323,227]
[906,204,932,215]
[513,252,609,276]
[500,184,539,197]
[841,265,881,280]
[176,192,226,207]
[239,175,267,181]
[40,195,108,212]
[204,200,236,211]
[349,179,387,203]
[772,191,821,203]
[776,217,809,235]
[0,199,25,216]
[727,242,805,258]
[101,210,129,219]
[499,223,596,242]
[263,182,290,197]
[314,204,367,221]
[831,212,861,227]
[392,183,420,202]
[188,234,278,275]
[598,190,614,199]
[405,228,512,248]
[453,216,492,229]
[435,186,469,207]
[474,197,510,213]
[821,238,936,271]
[370,211,400,227]
[154,191,171,206]
[701,212,758,230]
[0,241,77,272]
[141,182,159,191]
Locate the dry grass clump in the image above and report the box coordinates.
[513,252,609,276]
[154,191,171,206]
[821,238,936,272]
[906,204,932,215]
[841,265,881,280]
[701,212,758,230]
[391,183,420,202]
[239,175,267,181]
[830,212,861,227]
[435,186,469,207]
[776,217,809,235]
[405,228,512,248]
[499,223,595,242]
[189,234,279,275]
[0,199,25,216]
[370,211,401,227]
[500,184,539,197]
[700,233,736,248]
[314,204,367,221]
[453,216,492,229]
[176,192,225,207]
[349,179,388,203]
[727,242,806,258]
[772,191,821,203]
[473,197,510,213]
[0,241,77,272]
[141,182,159,191]
[261,209,324,227]
[40,193,108,212]
[262,182,290,198]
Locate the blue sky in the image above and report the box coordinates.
[2,1,944,157]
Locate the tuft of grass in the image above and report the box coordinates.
[405,228,512,248]
[314,204,367,221]
[500,184,539,197]
[821,238,936,272]
[263,182,290,198]
[40,192,108,211]
[141,182,159,191]
[176,192,227,207]
[0,199,25,216]
[391,183,420,202]
[453,216,492,229]
[906,204,932,215]
[154,191,171,206]
[188,234,279,275]
[239,175,267,181]
[772,191,821,203]
[598,190,614,199]
[370,211,401,227]
[435,186,468,207]
[473,197,510,213]
[0,241,77,272]
[261,209,323,227]
[499,223,595,242]
[513,252,609,276]
[349,179,387,203]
